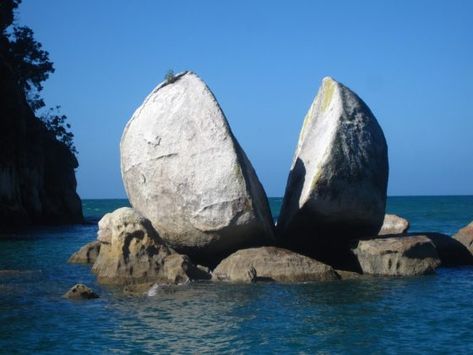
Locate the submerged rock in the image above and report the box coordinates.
[352,235,440,276]
[277,77,388,256]
[379,214,409,235]
[63,284,99,300]
[453,222,473,256]
[120,71,274,265]
[68,240,101,264]
[212,246,339,283]
[92,208,210,286]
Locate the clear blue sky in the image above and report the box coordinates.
[18,0,473,198]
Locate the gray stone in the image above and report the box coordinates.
[352,235,440,276]
[120,71,274,265]
[63,284,99,299]
[379,214,409,235]
[68,240,101,264]
[212,246,339,283]
[277,77,388,255]
[92,207,210,286]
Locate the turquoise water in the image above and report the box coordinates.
[1,196,473,353]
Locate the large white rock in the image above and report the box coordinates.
[278,77,388,254]
[120,72,274,265]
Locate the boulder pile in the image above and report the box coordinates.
[69,73,473,294]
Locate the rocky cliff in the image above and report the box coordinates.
[0,59,83,228]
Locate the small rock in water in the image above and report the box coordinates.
[63,284,99,300]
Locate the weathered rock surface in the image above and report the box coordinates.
[417,232,473,266]
[212,246,339,283]
[63,284,99,299]
[120,71,274,265]
[453,222,473,256]
[352,235,440,276]
[92,208,210,286]
[0,60,83,228]
[277,77,388,256]
[335,269,366,280]
[68,240,101,264]
[379,214,409,235]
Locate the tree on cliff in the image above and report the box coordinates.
[0,0,77,154]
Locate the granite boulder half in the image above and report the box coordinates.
[120,72,274,265]
[278,77,388,257]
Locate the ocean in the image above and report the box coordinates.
[1,196,473,354]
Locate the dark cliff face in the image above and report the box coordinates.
[0,60,83,228]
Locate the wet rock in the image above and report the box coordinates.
[379,214,409,235]
[278,77,388,256]
[92,207,209,286]
[212,246,339,283]
[335,270,366,280]
[68,240,101,264]
[120,71,274,266]
[63,284,99,299]
[352,235,440,276]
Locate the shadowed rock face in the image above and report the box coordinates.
[277,77,388,255]
[212,246,339,283]
[416,232,473,266]
[120,72,274,266]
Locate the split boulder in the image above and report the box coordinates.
[120,71,274,265]
[277,77,388,255]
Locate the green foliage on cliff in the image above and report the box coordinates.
[0,0,77,154]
